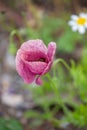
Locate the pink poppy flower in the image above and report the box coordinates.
[15,39,56,85]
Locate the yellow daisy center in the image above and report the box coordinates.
[77,17,87,25]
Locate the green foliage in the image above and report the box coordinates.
[24,55,87,128]
[65,105,87,127]
[57,28,81,53]
[63,54,87,127]
[23,17,65,44]
[24,59,73,128]
[9,15,85,53]
[70,59,87,103]
[39,17,65,44]
[0,118,23,130]
[20,16,83,53]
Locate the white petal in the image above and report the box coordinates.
[71,15,78,20]
[79,13,87,18]
[78,26,85,34]
[84,23,87,28]
[68,21,76,26]
[72,25,78,32]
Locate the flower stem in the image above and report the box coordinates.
[53,58,70,71]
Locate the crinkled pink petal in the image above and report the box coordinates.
[47,42,56,61]
[21,64,35,84]
[21,51,48,62]
[16,50,36,84]
[42,42,56,75]
[21,39,47,55]
[24,61,47,75]
[36,76,42,85]
[35,42,56,85]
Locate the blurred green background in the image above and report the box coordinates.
[1,0,87,130]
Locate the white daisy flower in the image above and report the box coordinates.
[68,13,87,34]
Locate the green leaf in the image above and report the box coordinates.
[0,118,23,130]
